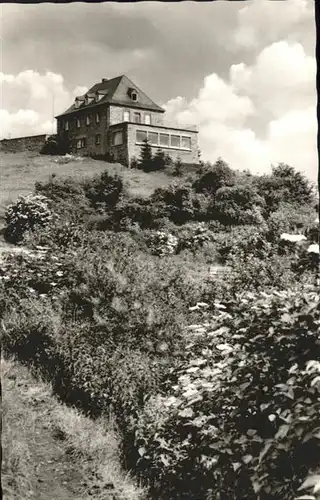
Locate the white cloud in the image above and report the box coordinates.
[164,40,317,181]
[232,0,312,50]
[0,70,88,138]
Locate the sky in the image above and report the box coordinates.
[0,0,317,181]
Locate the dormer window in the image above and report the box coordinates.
[75,96,85,109]
[128,88,138,102]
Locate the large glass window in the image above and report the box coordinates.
[181,136,191,150]
[170,135,180,148]
[113,131,123,146]
[160,133,169,147]
[148,132,159,146]
[136,130,148,143]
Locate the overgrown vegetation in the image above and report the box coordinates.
[1,156,319,500]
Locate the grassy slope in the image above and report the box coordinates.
[2,356,146,500]
[0,151,175,225]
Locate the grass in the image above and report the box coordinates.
[0,151,177,226]
[1,356,147,500]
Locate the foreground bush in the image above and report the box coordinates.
[4,194,53,244]
[134,286,320,500]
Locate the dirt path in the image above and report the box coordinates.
[2,358,146,500]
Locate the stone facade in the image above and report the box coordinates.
[108,122,199,166]
[56,75,199,165]
[0,134,48,153]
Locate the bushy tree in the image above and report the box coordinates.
[172,157,183,177]
[138,139,153,172]
[152,148,167,171]
[82,171,124,212]
[212,184,266,225]
[254,163,315,212]
[193,158,236,195]
[40,135,71,156]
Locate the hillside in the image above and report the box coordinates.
[0,151,176,227]
[1,155,318,500]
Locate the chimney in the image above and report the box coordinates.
[102,78,108,83]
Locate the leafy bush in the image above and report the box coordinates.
[40,134,71,155]
[4,194,53,244]
[82,171,124,211]
[212,185,266,226]
[193,158,236,196]
[146,231,179,256]
[254,164,315,213]
[134,286,320,500]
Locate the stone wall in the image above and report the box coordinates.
[0,134,49,153]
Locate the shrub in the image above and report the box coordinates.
[35,176,93,222]
[193,158,236,195]
[82,171,124,211]
[4,194,53,244]
[254,164,315,213]
[212,185,266,226]
[40,135,71,155]
[172,157,183,177]
[146,231,179,257]
[135,286,320,500]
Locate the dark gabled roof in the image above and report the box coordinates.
[55,75,165,118]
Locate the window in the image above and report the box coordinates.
[131,92,137,101]
[65,121,69,131]
[144,114,151,125]
[133,112,141,124]
[160,133,169,147]
[77,138,86,149]
[76,118,81,128]
[123,111,130,122]
[113,131,123,146]
[95,134,101,145]
[148,132,159,146]
[86,115,91,126]
[181,136,191,150]
[136,130,147,143]
[171,135,180,148]
[95,113,100,124]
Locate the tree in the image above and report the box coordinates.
[152,148,167,171]
[138,139,153,171]
[254,163,315,212]
[40,135,71,155]
[212,184,266,225]
[193,157,236,195]
[172,157,183,177]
